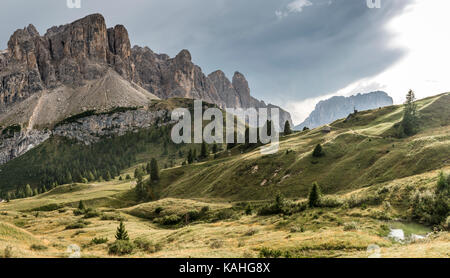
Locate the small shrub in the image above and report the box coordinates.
[377,186,390,195]
[445,216,450,231]
[65,222,86,230]
[134,238,163,253]
[58,208,67,213]
[410,188,449,225]
[100,213,126,222]
[210,240,224,249]
[73,209,84,216]
[83,208,101,219]
[108,240,135,255]
[290,225,305,233]
[244,228,259,236]
[91,237,108,245]
[215,209,235,220]
[245,204,252,215]
[318,196,343,208]
[200,206,210,214]
[258,192,290,216]
[258,247,291,258]
[343,222,358,231]
[186,210,201,222]
[33,203,61,212]
[437,172,449,193]
[1,246,13,258]
[161,215,182,225]
[154,207,163,214]
[65,220,89,230]
[30,244,48,251]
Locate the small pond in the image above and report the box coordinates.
[387,221,432,243]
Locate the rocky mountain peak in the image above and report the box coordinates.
[232,71,251,107]
[175,49,192,62]
[1,13,292,130]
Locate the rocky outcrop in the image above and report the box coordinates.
[294,91,393,130]
[53,108,171,144]
[0,130,50,164]
[0,107,172,165]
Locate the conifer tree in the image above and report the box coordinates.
[200,142,208,158]
[187,149,194,164]
[150,158,159,181]
[78,200,86,211]
[87,171,95,182]
[105,171,112,181]
[66,172,73,184]
[115,221,129,241]
[401,90,418,136]
[25,184,33,197]
[308,182,321,208]
[312,144,324,157]
[284,121,292,135]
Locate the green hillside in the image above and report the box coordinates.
[0,93,448,258]
[145,93,450,201]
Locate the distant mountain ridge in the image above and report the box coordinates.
[294,91,393,130]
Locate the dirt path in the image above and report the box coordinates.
[26,91,45,131]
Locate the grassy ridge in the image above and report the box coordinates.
[145,93,450,201]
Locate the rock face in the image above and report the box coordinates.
[294,91,393,130]
[0,13,292,126]
[0,107,173,164]
[0,130,50,164]
[53,108,171,144]
[207,70,293,128]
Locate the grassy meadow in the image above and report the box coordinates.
[0,93,449,258]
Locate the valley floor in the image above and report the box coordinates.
[0,168,448,258]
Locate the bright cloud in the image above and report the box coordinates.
[286,0,450,124]
[276,0,313,19]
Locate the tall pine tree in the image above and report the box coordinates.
[150,158,159,181]
[308,182,321,208]
[401,90,418,136]
[283,121,292,135]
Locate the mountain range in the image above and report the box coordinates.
[0,13,292,128]
[294,91,393,130]
[0,13,292,164]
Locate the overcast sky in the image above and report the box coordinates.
[1,0,449,124]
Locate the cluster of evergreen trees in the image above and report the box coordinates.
[0,125,176,199]
[135,158,160,200]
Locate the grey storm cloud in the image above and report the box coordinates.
[0,0,411,114]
